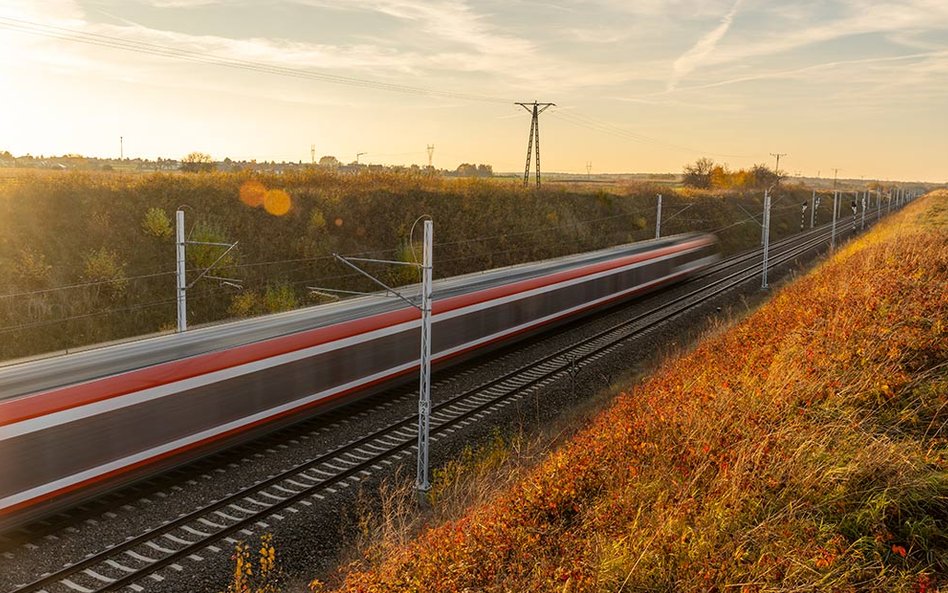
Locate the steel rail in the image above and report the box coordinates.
[7,214,870,593]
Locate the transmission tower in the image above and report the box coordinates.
[516,101,555,188]
[770,152,786,178]
[427,144,435,169]
[586,161,592,180]
[311,144,316,164]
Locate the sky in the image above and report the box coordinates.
[0,0,945,181]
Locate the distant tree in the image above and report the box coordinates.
[181,152,215,173]
[477,164,494,177]
[682,157,715,188]
[709,164,730,189]
[0,150,13,160]
[456,163,477,177]
[318,155,340,168]
[749,164,779,188]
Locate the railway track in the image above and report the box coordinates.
[5,216,866,593]
[0,220,788,551]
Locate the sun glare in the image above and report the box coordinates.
[263,188,292,216]
[239,180,266,207]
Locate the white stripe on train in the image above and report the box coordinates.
[1,245,706,442]
[0,248,712,512]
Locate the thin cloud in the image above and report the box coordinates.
[667,0,742,91]
[701,2,948,68]
[674,50,948,92]
[293,0,533,57]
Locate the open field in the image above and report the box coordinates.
[314,191,948,592]
[1,169,832,361]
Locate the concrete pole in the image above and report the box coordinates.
[176,210,187,332]
[761,188,771,289]
[851,192,857,232]
[861,191,866,230]
[416,220,434,494]
[831,190,838,251]
[810,190,816,229]
[655,194,663,239]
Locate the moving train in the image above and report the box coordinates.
[0,232,718,530]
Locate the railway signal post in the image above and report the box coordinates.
[851,198,857,233]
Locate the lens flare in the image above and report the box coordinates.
[239,180,266,208]
[334,217,344,227]
[264,189,292,216]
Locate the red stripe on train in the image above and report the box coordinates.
[0,238,709,427]
[0,267,697,517]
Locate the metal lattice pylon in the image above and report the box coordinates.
[516,101,554,188]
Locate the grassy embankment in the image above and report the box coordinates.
[314,191,948,591]
[1,169,822,361]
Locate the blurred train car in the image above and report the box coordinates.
[0,232,718,530]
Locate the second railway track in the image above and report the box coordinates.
[4,218,860,593]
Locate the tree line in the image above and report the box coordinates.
[682,158,780,189]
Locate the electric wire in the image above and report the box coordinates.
[0,200,789,305]
[0,282,247,336]
[0,270,176,300]
[550,109,757,159]
[0,200,851,342]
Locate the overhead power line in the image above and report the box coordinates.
[550,109,756,159]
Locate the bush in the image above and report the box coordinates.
[141,207,173,238]
[82,248,128,299]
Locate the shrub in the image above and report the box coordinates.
[141,207,173,238]
[82,248,128,299]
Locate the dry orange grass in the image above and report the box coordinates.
[322,191,948,592]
